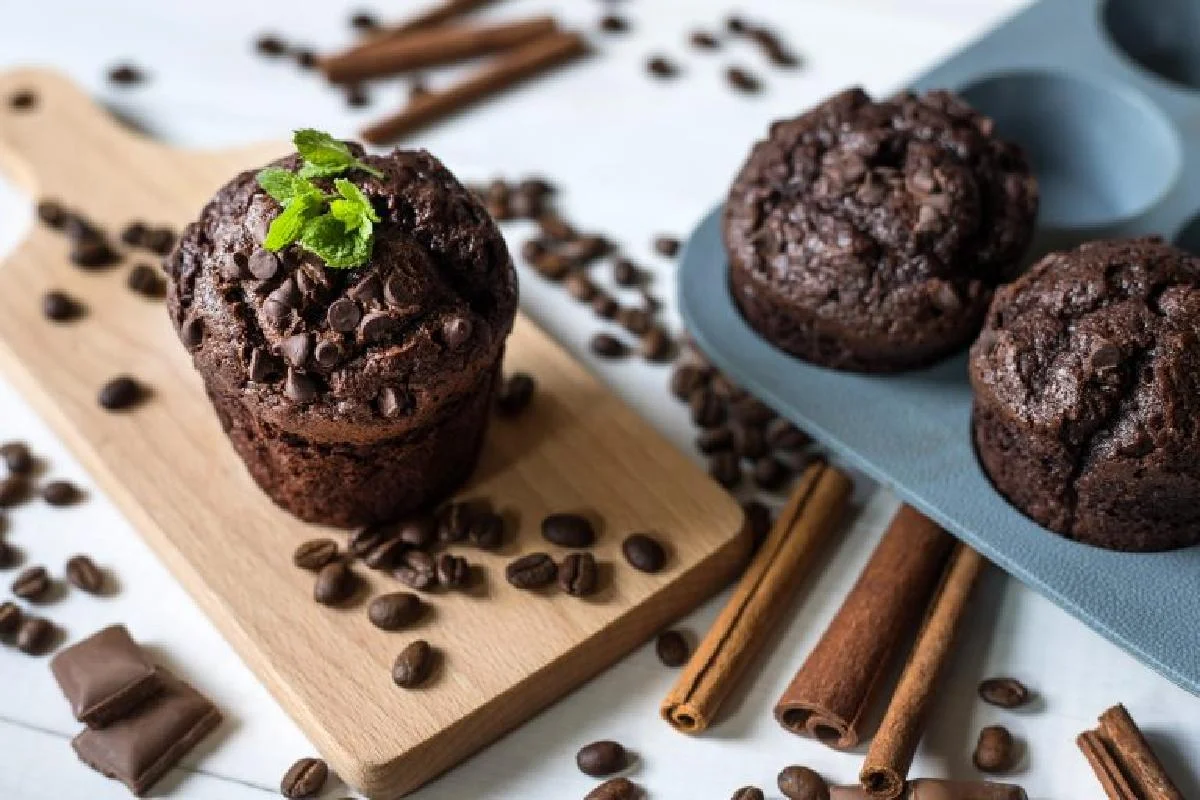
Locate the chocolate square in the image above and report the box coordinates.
[72,670,221,797]
[50,624,161,727]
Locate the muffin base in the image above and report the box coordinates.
[206,365,499,528]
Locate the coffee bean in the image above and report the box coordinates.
[350,11,378,30]
[710,373,744,401]
[294,48,318,70]
[293,539,338,571]
[345,83,370,108]
[42,480,81,506]
[709,452,742,489]
[365,537,408,570]
[585,777,639,800]
[392,640,434,688]
[591,293,619,319]
[368,592,423,631]
[653,235,680,258]
[0,476,29,508]
[561,235,610,265]
[576,740,628,777]
[752,457,790,491]
[978,677,1030,709]
[690,31,720,50]
[612,258,641,287]
[696,427,734,455]
[639,328,674,362]
[119,221,146,247]
[313,561,355,606]
[127,264,164,297]
[145,227,176,255]
[726,66,761,93]
[394,553,438,592]
[559,552,598,597]
[750,26,799,67]
[436,553,470,588]
[9,89,36,110]
[348,524,389,557]
[437,502,474,544]
[671,364,709,400]
[732,425,768,460]
[542,513,596,548]
[622,533,666,573]
[0,601,21,639]
[647,56,677,78]
[742,501,773,551]
[655,630,690,667]
[0,442,33,475]
[765,418,810,451]
[468,512,504,550]
[98,376,144,410]
[107,63,145,86]
[0,539,14,569]
[689,389,725,428]
[778,766,828,800]
[42,291,82,322]
[727,15,748,34]
[731,397,775,426]
[37,200,68,228]
[280,757,328,799]
[12,566,50,601]
[973,725,1017,773]
[590,333,628,359]
[599,14,628,33]
[506,552,557,589]
[16,616,54,655]
[71,237,119,268]
[396,515,436,549]
[256,34,287,56]
[564,272,596,303]
[532,251,572,280]
[496,372,535,416]
[616,307,652,337]
[537,214,575,241]
[64,555,104,594]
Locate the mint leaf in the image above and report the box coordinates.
[329,178,380,232]
[293,129,384,179]
[263,193,322,251]
[257,168,325,210]
[298,214,373,269]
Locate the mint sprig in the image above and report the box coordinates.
[254,130,383,269]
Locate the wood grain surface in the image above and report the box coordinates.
[0,69,748,798]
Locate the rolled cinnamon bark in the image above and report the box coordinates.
[774,504,955,749]
[831,779,1027,800]
[322,17,559,83]
[1078,704,1184,800]
[660,460,852,734]
[859,543,986,799]
[350,0,503,55]
[360,30,588,144]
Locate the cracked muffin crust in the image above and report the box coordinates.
[723,87,1038,372]
[970,237,1200,552]
[166,145,517,527]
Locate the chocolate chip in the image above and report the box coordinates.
[443,314,473,350]
[436,553,470,588]
[293,539,338,571]
[64,215,97,241]
[280,757,327,799]
[37,200,68,228]
[505,552,557,589]
[655,629,690,666]
[313,339,343,369]
[542,513,596,548]
[647,56,678,78]
[599,14,629,33]
[243,248,277,281]
[142,227,175,255]
[65,555,104,594]
[1,442,33,475]
[559,552,598,597]
[107,63,144,85]
[585,777,640,800]
[777,766,828,800]
[710,452,742,488]
[561,235,610,265]
[973,725,1017,773]
[653,235,680,258]
[277,334,310,368]
[323,297,359,332]
[640,328,674,362]
[369,592,423,631]
[42,480,81,506]
[978,677,1030,709]
[127,264,164,298]
[590,333,628,358]
[248,348,281,382]
[98,376,144,410]
[16,616,55,655]
[496,373,535,416]
[284,369,317,404]
[262,298,291,328]
[392,640,435,688]
[0,601,21,639]
[726,66,761,93]
[180,316,204,348]
[622,533,666,573]
[348,274,381,305]
[359,310,396,342]
[576,740,628,777]
[268,276,300,309]
[256,34,287,56]
[689,388,725,428]
[12,565,50,601]
[313,561,355,606]
[0,476,29,508]
[690,31,720,49]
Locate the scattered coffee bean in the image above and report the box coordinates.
[496,372,535,416]
[293,539,338,571]
[752,457,789,491]
[65,555,104,594]
[742,500,773,551]
[255,34,288,56]
[394,550,438,592]
[689,389,725,428]
[541,513,595,548]
[978,677,1030,709]
[0,477,29,508]
[591,292,619,319]
[566,272,597,302]
[392,640,434,688]
[765,418,810,451]
[612,258,641,287]
[127,264,164,297]
[12,565,50,601]
[690,31,720,50]
[778,765,829,800]
[537,213,574,241]
[670,364,709,400]
[348,524,389,557]
[732,397,775,426]
[599,14,629,33]
[42,291,82,322]
[710,373,744,401]
[622,533,666,573]
[42,480,81,506]
[368,592,423,631]
[726,66,761,93]
[531,250,571,280]
[559,552,599,597]
[294,48,318,70]
[436,553,470,588]
[653,235,680,258]
[16,616,54,655]
[617,307,652,336]
[647,56,678,78]
[696,427,734,455]
[585,776,640,800]
[590,333,628,359]
[396,515,436,549]
[639,328,673,362]
[437,502,474,544]
[71,237,119,269]
[506,552,557,589]
[726,15,748,34]
[37,200,68,228]
[749,25,799,68]
[655,629,690,667]
[576,740,628,777]
[468,512,504,550]
[350,11,379,30]
[280,757,328,799]
[345,83,370,107]
[313,561,355,606]
[107,63,145,86]
[973,725,1017,773]
[0,442,33,475]
[8,90,36,110]
[0,539,14,570]
[98,376,144,411]
[730,425,767,460]
[731,789,765,800]
[710,452,743,489]
[119,221,146,247]
[364,537,407,571]
[142,227,175,256]
[0,601,21,639]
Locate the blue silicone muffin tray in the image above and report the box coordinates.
[678,0,1200,695]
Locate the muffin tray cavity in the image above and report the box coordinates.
[679,0,1200,696]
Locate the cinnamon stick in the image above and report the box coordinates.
[349,0,504,56]
[1077,704,1184,800]
[831,779,1027,800]
[774,504,955,749]
[322,16,559,83]
[660,460,852,734]
[859,543,986,799]
[360,30,588,144]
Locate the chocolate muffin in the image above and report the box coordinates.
[971,237,1200,552]
[166,144,517,527]
[724,87,1038,372]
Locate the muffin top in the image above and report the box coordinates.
[724,87,1038,330]
[166,143,517,441]
[970,237,1200,473]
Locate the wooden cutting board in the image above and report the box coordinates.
[0,69,747,798]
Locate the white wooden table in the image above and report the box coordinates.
[1,1,1197,798]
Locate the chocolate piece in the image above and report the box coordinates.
[72,670,221,796]
[51,625,161,727]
